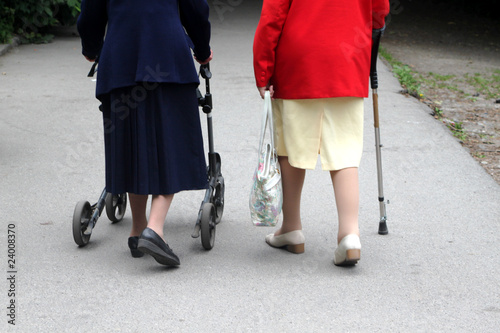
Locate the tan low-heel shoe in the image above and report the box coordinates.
[265,230,305,254]
[333,234,361,266]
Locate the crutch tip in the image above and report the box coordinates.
[378,221,388,235]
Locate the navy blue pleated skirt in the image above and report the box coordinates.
[100,82,208,195]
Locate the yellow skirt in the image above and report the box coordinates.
[272,97,364,171]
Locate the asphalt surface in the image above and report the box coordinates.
[1,2,499,332]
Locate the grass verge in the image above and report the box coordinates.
[379,47,423,99]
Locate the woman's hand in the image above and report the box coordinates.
[84,55,96,62]
[195,50,213,65]
[258,84,274,99]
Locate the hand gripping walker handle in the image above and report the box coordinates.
[87,55,99,78]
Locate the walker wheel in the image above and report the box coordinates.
[105,193,127,223]
[73,200,92,246]
[214,175,225,224]
[200,203,216,250]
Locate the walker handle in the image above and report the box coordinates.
[87,56,99,77]
[200,64,212,80]
[198,64,212,114]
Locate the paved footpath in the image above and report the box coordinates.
[1,3,499,332]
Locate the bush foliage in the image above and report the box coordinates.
[0,0,81,44]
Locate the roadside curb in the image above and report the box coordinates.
[0,37,20,57]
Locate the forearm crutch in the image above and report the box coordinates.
[370,27,389,235]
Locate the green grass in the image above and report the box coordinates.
[380,47,500,146]
[382,47,500,100]
[420,72,463,93]
[479,133,493,141]
[432,107,444,119]
[379,47,395,64]
[380,47,423,98]
[447,121,468,142]
[464,72,500,99]
[474,152,486,159]
[429,72,456,81]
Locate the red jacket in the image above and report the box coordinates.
[253,0,390,99]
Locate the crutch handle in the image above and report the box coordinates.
[370,26,385,90]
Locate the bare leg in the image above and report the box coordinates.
[128,193,148,237]
[330,167,360,243]
[147,194,174,240]
[275,156,306,235]
[136,193,179,265]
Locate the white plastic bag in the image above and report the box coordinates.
[249,92,283,226]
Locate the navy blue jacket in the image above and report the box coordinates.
[77,0,211,99]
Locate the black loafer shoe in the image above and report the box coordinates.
[137,228,180,266]
[128,236,144,258]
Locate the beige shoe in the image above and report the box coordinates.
[333,234,361,266]
[265,230,305,254]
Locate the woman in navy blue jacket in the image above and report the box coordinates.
[78,0,212,266]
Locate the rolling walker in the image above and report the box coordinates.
[72,64,224,250]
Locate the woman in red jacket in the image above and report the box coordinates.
[253,0,389,266]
